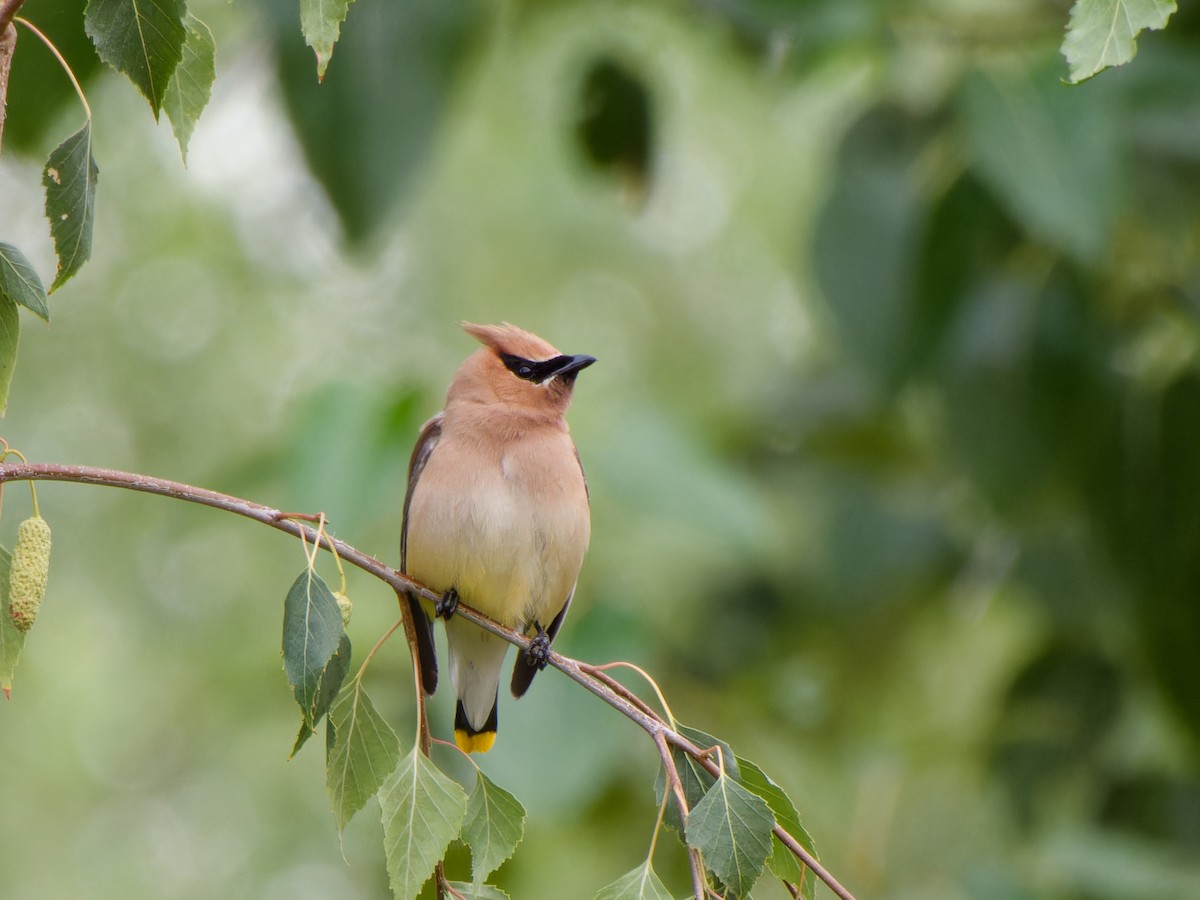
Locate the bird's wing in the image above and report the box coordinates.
[402,411,444,696]
[574,444,590,502]
[510,583,576,698]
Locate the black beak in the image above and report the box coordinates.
[549,354,597,379]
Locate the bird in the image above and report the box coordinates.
[400,322,595,753]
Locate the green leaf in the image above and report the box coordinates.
[461,769,526,883]
[594,861,676,900]
[163,13,215,163]
[325,680,402,832]
[685,773,774,899]
[42,121,99,292]
[0,295,20,415]
[446,883,511,900]
[1062,0,1176,83]
[656,724,740,833]
[0,243,49,321]
[291,629,351,756]
[282,568,351,754]
[379,746,468,900]
[300,0,356,81]
[84,0,187,115]
[735,756,818,898]
[0,547,25,697]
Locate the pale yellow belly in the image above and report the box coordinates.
[405,451,588,630]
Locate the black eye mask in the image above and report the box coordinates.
[500,353,596,384]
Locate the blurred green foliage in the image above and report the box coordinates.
[2,0,1200,898]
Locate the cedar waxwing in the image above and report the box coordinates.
[400,323,594,753]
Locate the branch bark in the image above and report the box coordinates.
[0,7,17,155]
[0,460,857,900]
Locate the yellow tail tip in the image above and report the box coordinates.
[455,729,496,754]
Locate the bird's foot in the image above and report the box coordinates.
[526,624,551,671]
[435,588,459,619]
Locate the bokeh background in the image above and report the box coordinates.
[2,1,1200,897]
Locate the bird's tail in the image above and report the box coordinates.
[455,699,498,754]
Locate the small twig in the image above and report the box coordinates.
[0,461,858,900]
[654,731,707,899]
[434,861,448,900]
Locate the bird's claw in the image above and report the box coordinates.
[526,624,551,671]
[436,588,459,619]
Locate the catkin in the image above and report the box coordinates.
[334,591,352,626]
[9,515,51,633]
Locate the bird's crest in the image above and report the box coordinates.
[461,322,560,362]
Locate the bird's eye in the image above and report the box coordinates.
[500,353,543,382]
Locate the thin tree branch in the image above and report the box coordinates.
[0,461,441,602]
[579,662,667,723]
[0,0,24,34]
[0,461,857,900]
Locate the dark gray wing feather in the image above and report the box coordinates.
[402,412,444,696]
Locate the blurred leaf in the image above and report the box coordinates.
[163,13,215,164]
[909,174,1018,377]
[937,268,1113,519]
[461,769,526,884]
[0,242,49,321]
[282,568,351,755]
[960,64,1118,263]
[1103,373,1200,740]
[282,383,427,530]
[1062,0,1175,84]
[379,746,468,900]
[0,294,19,414]
[446,883,511,900]
[300,0,356,80]
[84,0,186,116]
[574,55,655,202]
[267,0,476,242]
[325,680,402,832]
[42,120,98,292]
[736,756,816,897]
[1100,772,1200,851]
[685,773,773,898]
[1028,268,1120,491]
[812,105,928,392]
[0,547,24,697]
[593,860,675,900]
[991,643,1122,825]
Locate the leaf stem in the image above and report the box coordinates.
[354,616,404,684]
[13,17,90,119]
[584,660,677,728]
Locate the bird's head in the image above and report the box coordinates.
[447,322,596,416]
